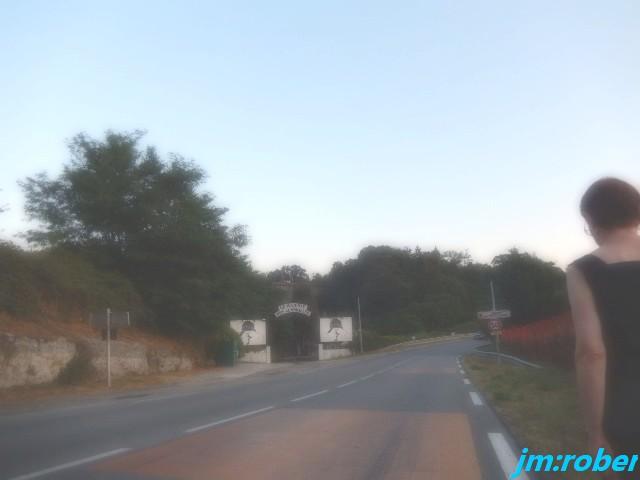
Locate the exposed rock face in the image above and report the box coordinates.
[86,339,150,377]
[0,334,77,388]
[147,350,193,373]
[0,333,194,389]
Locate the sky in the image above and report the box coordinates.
[1,1,638,275]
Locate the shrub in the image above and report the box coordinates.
[203,325,243,364]
[0,243,143,321]
[56,342,96,385]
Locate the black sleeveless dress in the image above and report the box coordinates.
[573,254,640,456]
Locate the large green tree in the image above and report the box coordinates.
[491,249,568,324]
[21,131,277,334]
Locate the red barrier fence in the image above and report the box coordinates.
[501,313,575,368]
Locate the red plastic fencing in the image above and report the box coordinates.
[501,313,575,368]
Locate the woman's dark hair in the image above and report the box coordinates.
[581,177,640,230]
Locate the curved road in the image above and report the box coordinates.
[0,339,527,480]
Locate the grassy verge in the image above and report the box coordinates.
[463,356,596,480]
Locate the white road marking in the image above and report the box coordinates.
[360,374,375,380]
[469,391,483,406]
[337,380,359,388]
[459,369,465,374]
[488,432,530,480]
[463,378,471,385]
[185,406,274,433]
[8,448,131,480]
[290,390,329,403]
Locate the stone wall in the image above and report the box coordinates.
[0,334,77,388]
[318,343,352,360]
[0,333,194,389]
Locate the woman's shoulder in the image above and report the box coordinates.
[570,251,601,267]
[569,252,604,276]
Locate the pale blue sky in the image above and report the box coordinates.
[1,1,638,273]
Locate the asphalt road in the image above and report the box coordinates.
[0,339,528,480]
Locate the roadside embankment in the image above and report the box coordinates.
[0,315,196,390]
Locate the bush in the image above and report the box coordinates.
[0,242,40,316]
[0,243,143,321]
[56,342,95,385]
[203,325,243,364]
[362,330,408,352]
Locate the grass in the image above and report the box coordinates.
[463,356,597,480]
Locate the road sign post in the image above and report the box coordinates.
[357,296,363,354]
[478,306,510,365]
[106,308,111,388]
[90,309,131,388]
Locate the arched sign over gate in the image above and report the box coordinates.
[274,303,312,318]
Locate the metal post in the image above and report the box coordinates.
[490,282,501,365]
[357,296,364,354]
[490,281,496,311]
[107,307,112,388]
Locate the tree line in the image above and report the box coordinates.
[2,131,568,339]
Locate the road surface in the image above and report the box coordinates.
[0,339,527,480]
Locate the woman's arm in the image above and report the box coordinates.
[566,265,609,451]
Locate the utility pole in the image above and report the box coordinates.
[357,296,364,354]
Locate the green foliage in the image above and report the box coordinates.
[317,245,568,336]
[203,324,243,364]
[267,265,309,283]
[19,131,276,335]
[56,342,95,385]
[361,330,409,352]
[0,242,39,316]
[0,242,140,319]
[492,248,568,323]
[317,246,481,335]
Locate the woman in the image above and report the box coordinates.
[567,177,640,478]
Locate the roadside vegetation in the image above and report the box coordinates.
[1,130,570,358]
[464,356,595,480]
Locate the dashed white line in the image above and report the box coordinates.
[469,391,483,406]
[337,380,359,388]
[290,390,329,403]
[8,448,131,480]
[488,432,530,480]
[459,369,465,374]
[185,406,274,433]
[463,379,471,385]
[359,374,375,381]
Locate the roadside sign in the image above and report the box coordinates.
[488,318,502,336]
[477,309,511,320]
[90,311,130,328]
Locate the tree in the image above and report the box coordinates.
[491,249,567,324]
[20,131,274,334]
[267,265,309,283]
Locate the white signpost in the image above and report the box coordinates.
[477,310,511,321]
[477,281,511,364]
[90,309,130,388]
